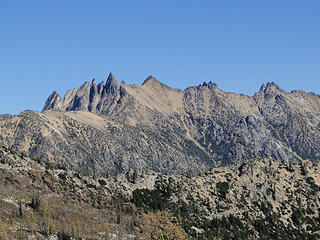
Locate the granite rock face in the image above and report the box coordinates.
[1,74,319,174]
[43,73,121,113]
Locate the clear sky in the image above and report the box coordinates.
[1,1,319,114]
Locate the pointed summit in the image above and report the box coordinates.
[257,82,281,94]
[91,78,97,86]
[259,83,266,92]
[90,78,98,98]
[265,82,280,89]
[42,91,62,111]
[146,75,155,81]
[207,81,218,90]
[104,72,118,95]
[254,82,285,102]
[142,75,162,86]
[106,73,116,83]
[142,75,173,92]
[97,81,104,95]
[80,81,90,90]
[142,75,155,84]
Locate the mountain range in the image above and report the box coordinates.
[0,73,319,175]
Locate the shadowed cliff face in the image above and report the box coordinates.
[1,74,320,174]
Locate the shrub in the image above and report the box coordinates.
[306,176,319,193]
[30,191,41,211]
[98,179,107,186]
[132,188,169,211]
[217,181,229,199]
[291,208,304,226]
[126,170,138,184]
[58,173,67,181]
[57,230,71,240]
[86,183,97,189]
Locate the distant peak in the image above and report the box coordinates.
[142,75,160,86]
[146,75,155,80]
[106,72,118,85]
[104,73,118,94]
[80,81,90,89]
[258,82,281,93]
[92,78,97,86]
[107,73,116,82]
[259,83,266,91]
[42,91,62,111]
[265,82,279,89]
[47,91,61,99]
[207,81,218,90]
[51,91,59,96]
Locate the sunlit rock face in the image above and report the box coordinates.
[1,74,319,174]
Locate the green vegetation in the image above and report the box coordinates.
[1,146,320,239]
[217,181,229,199]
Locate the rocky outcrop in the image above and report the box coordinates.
[42,91,62,110]
[42,73,123,113]
[0,74,319,174]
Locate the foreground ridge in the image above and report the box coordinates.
[1,146,320,239]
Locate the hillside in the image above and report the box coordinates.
[1,146,320,239]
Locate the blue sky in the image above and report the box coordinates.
[1,1,319,114]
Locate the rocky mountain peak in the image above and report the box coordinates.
[207,81,218,90]
[265,81,281,92]
[254,82,286,103]
[97,81,104,94]
[257,82,280,93]
[142,75,156,84]
[141,75,173,92]
[42,73,123,112]
[142,75,161,86]
[38,75,320,173]
[106,72,116,84]
[80,81,91,90]
[91,78,97,86]
[104,72,118,95]
[42,91,62,111]
[259,83,266,92]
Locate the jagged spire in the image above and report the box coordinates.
[207,81,218,90]
[80,81,90,89]
[91,78,97,86]
[104,72,118,95]
[257,82,281,94]
[42,91,62,111]
[106,73,116,83]
[97,81,104,95]
[259,83,266,92]
[90,78,98,100]
[265,82,280,89]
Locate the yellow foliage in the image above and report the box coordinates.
[34,165,41,182]
[139,223,144,232]
[142,211,187,240]
[104,223,110,240]
[1,220,8,240]
[47,218,55,235]
[41,198,49,216]
[132,203,137,215]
